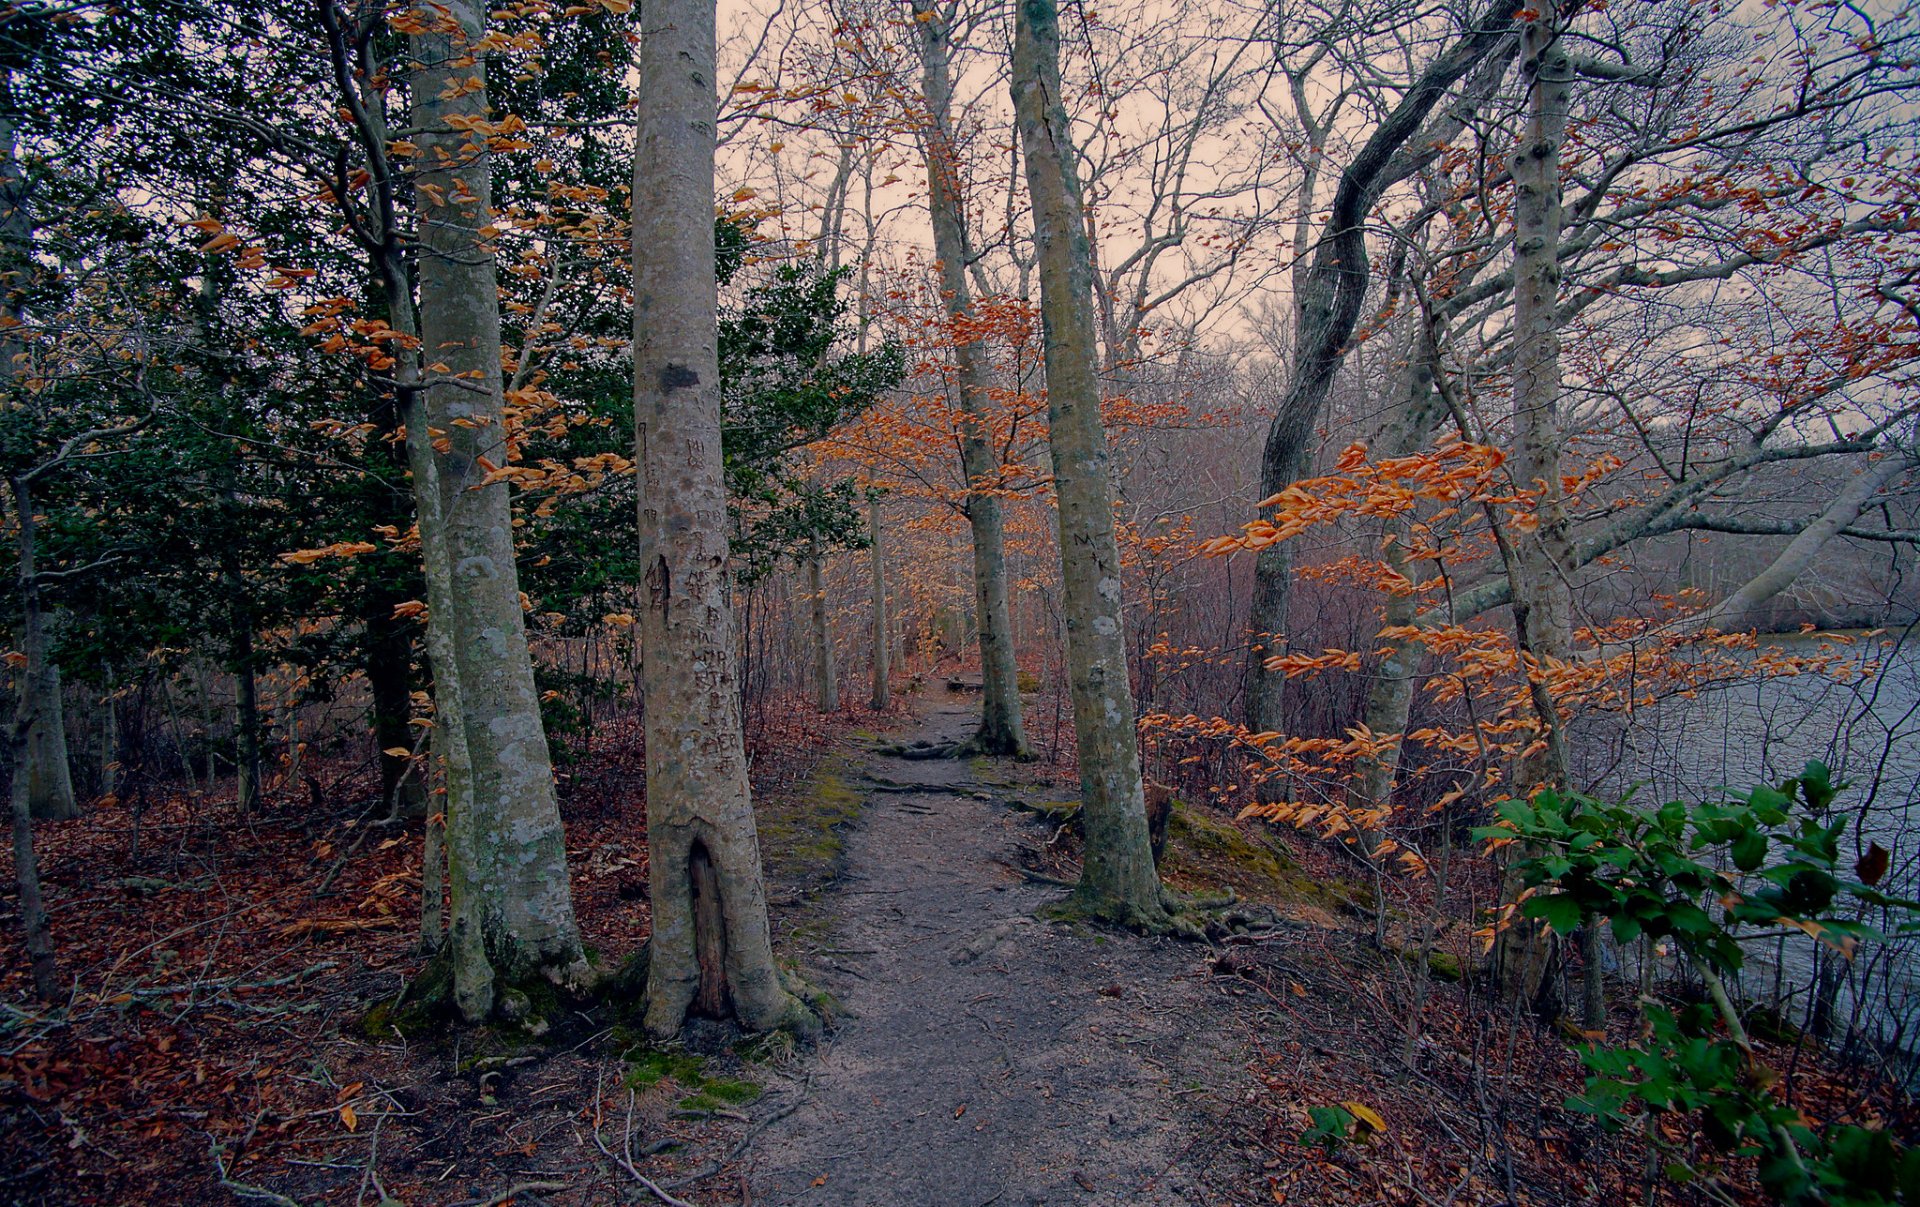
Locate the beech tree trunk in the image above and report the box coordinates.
[1012,0,1167,928]
[913,0,1030,757]
[633,0,805,1038]
[1494,0,1574,1013]
[807,538,838,712]
[410,0,586,1013]
[869,494,890,711]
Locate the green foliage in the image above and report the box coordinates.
[1479,766,1920,1204]
[1301,1106,1359,1153]
[718,255,905,580]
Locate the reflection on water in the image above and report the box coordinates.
[1572,632,1920,1076]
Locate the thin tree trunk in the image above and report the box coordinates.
[366,601,425,818]
[232,625,260,812]
[633,0,806,1038]
[807,537,838,712]
[0,107,75,824]
[9,700,55,1001]
[869,493,890,711]
[912,0,1030,757]
[1494,0,1574,1013]
[8,475,58,999]
[1012,0,1167,928]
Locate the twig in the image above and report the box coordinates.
[456,1181,570,1207]
[210,1138,304,1207]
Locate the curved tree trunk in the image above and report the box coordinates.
[633,0,805,1039]
[1012,0,1166,928]
[1242,4,1519,735]
[410,0,586,1011]
[912,0,1030,758]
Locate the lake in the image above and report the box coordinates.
[1571,631,1920,1076]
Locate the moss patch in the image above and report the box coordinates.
[757,757,863,890]
[622,1046,708,1090]
[1161,804,1366,912]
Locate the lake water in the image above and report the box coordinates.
[1570,632,1920,1074]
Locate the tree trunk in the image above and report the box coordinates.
[7,476,58,999]
[0,108,75,825]
[806,538,838,712]
[633,0,806,1038]
[366,600,425,818]
[1012,0,1167,928]
[410,0,586,1012]
[21,636,75,821]
[1493,0,1574,1013]
[869,494,890,711]
[912,0,1030,758]
[9,696,55,1001]
[232,625,261,813]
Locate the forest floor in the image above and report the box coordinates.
[2,682,1830,1206]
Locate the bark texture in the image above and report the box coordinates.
[633,0,804,1038]
[1012,0,1166,927]
[913,0,1030,757]
[806,539,838,712]
[1493,0,1573,1011]
[7,475,58,999]
[869,494,890,711]
[411,0,585,1011]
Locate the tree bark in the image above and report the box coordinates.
[7,475,58,998]
[232,624,261,813]
[1493,0,1574,1013]
[806,537,838,712]
[912,0,1030,758]
[409,0,586,1011]
[869,493,890,711]
[1012,0,1167,928]
[633,0,806,1038]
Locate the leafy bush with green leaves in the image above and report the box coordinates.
[1477,764,1920,1204]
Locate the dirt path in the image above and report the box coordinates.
[746,694,1246,1206]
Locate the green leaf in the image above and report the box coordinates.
[1522,893,1585,934]
[1732,830,1767,872]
